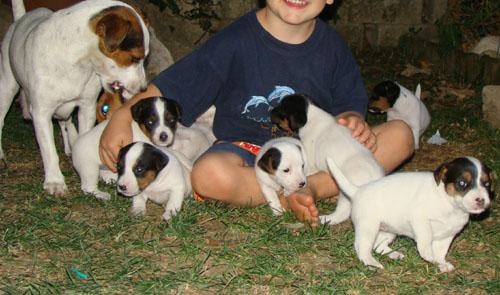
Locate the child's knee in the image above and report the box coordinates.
[391,120,415,157]
[191,154,234,196]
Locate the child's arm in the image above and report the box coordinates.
[337,111,377,153]
[99,84,163,172]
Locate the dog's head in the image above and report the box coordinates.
[434,157,493,214]
[368,81,400,114]
[270,94,309,134]
[116,141,169,196]
[131,96,181,147]
[96,91,124,123]
[89,5,150,99]
[257,140,307,194]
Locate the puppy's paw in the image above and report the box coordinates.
[162,209,178,222]
[361,257,384,270]
[388,251,405,260]
[438,261,455,273]
[44,182,68,196]
[130,205,146,216]
[94,191,111,201]
[100,170,117,184]
[269,204,284,216]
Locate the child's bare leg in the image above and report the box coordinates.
[372,120,414,173]
[191,151,320,224]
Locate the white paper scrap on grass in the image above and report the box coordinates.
[427,130,448,145]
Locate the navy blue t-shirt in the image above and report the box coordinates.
[152,11,367,146]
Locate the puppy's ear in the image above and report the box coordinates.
[152,148,169,172]
[168,98,182,122]
[434,163,448,185]
[270,94,308,133]
[371,81,400,106]
[257,147,281,175]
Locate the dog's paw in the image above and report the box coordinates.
[130,205,146,216]
[162,209,179,222]
[438,261,455,273]
[361,257,384,270]
[94,191,111,201]
[100,170,117,184]
[44,182,68,196]
[269,204,284,216]
[388,251,405,260]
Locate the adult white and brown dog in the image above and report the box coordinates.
[255,137,308,216]
[327,155,493,272]
[72,96,181,200]
[369,81,430,149]
[270,94,384,225]
[116,141,192,222]
[0,0,150,195]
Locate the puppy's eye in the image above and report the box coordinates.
[134,165,144,175]
[283,168,290,173]
[101,103,109,115]
[147,120,154,127]
[456,179,469,191]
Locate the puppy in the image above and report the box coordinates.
[327,156,493,272]
[0,0,149,195]
[72,96,181,200]
[270,94,384,225]
[255,137,308,215]
[96,91,125,123]
[369,81,430,149]
[117,141,192,222]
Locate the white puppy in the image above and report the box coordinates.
[72,96,181,200]
[327,156,493,272]
[255,137,308,215]
[0,0,150,195]
[270,94,384,225]
[116,142,192,221]
[369,81,430,149]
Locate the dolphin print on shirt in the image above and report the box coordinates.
[241,86,295,123]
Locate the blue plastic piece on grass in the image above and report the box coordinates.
[71,268,89,279]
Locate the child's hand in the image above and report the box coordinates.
[99,106,133,172]
[337,112,377,153]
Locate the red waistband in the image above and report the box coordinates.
[232,141,262,155]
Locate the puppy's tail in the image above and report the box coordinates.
[326,157,359,198]
[11,0,26,21]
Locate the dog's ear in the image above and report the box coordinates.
[270,94,308,133]
[152,148,169,172]
[371,81,400,107]
[481,163,495,195]
[165,98,182,122]
[257,147,281,175]
[92,10,132,52]
[434,162,448,185]
[130,97,153,122]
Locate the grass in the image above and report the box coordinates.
[1,49,499,294]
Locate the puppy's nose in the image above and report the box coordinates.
[118,184,127,192]
[159,132,168,142]
[476,197,485,207]
[299,181,306,188]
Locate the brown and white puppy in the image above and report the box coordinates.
[0,0,149,195]
[369,81,430,149]
[96,91,125,123]
[255,137,308,215]
[327,155,493,272]
[270,94,384,225]
[117,142,192,221]
[72,96,181,200]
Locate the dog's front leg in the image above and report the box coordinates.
[432,236,455,272]
[32,112,67,195]
[131,193,148,216]
[162,189,186,222]
[260,184,284,216]
[412,219,436,264]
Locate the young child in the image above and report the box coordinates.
[99,0,414,226]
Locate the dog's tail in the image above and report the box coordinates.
[11,0,26,21]
[326,157,360,197]
[415,84,422,100]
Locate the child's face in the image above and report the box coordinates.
[265,0,334,25]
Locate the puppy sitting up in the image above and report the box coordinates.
[117,142,192,221]
[255,137,308,215]
[369,81,430,149]
[72,96,181,200]
[327,156,493,272]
